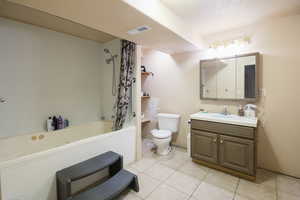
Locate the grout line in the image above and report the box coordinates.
[187,170,210,200]
[139,157,178,199]
[232,178,240,200]
[139,145,199,199]
[142,174,166,200]
[258,167,300,180]
[275,175,278,200]
[188,181,203,200]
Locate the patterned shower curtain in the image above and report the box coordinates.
[113,40,136,130]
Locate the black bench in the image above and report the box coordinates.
[56,151,139,200]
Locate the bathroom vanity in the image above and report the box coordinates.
[190,112,257,180]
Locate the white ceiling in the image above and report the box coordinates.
[161,0,300,35]
[4,0,200,54]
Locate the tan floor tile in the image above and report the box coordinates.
[193,182,234,200]
[142,152,161,160]
[159,154,188,170]
[165,171,201,195]
[142,144,161,160]
[135,173,161,199]
[278,192,300,200]
[178,160,209,180]
[117,191,142,200]
[146,184,189,200]
[277,175,300,197]
[125,166,140,175]
[144,163,176,181]
[234,194,252,200]
[204,170,239,192]
[236,191,300,200]
[158,149,183,160]
[131,158,158,172]
[173,147,189,158]
[256,169,277,188]
[237,178,276,200]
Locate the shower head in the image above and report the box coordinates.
[103,48,118,96]
[104,48,111,54]
[104,48,118,64]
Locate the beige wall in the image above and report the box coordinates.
[142,14,300,177]
[0,18,105,138]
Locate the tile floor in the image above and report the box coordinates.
[119,143,300,200]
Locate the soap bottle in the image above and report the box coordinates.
[47,117,53,131]
[64,119,69,128]
[244,104,257,118]
[58,116,63,129]
[52,116,58,130]
[238,105,244,117]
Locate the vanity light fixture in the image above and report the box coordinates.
[209,36,251,49]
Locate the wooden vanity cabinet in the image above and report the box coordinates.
[191,120,256,180]
[191,130,218,164]
[219,135,254,175]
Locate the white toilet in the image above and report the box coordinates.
[151,113,180,155]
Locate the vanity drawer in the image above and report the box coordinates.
[191,120,255,139]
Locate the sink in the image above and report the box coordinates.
[210,113,235,118]
[190,112,257,127]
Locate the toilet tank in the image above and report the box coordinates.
[158,113,181,132]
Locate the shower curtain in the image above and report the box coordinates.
[113,40,136,130]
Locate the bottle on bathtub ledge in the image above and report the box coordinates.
[64,119,69,128]
[52,116,58,130]
[47,115,70,131]
[57,116,64,130]
[47,117,54,132]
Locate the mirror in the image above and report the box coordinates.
[200,53,258,101]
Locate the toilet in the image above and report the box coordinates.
[151,113,180,155]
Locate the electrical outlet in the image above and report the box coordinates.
[259,88,266,97]
[0,97,6,103]
[259,119,266,128]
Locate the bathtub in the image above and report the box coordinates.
[0,121,137,200]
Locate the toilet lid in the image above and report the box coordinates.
[151,130,172,139]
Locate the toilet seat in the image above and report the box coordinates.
[151,129,172,139]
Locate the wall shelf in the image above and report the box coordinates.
[141,66,152,129]
[141,72,152,76]
[141,119,151,124]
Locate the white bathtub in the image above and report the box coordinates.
[0,121,136,200]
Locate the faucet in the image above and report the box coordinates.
[221,106,230,115]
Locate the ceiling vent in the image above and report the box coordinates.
[127,26,152,35]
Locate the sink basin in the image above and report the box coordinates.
[190,112,258,127]
[210,113,235,118]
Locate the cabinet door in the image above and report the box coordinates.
[217,58,236,99]
[191,130,218,164]
[219,135,254,175]
[201,60,218,98]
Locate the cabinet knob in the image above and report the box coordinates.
[220,140,224,144]
[213,138,217,143]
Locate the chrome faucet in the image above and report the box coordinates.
[221,106,229,115]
